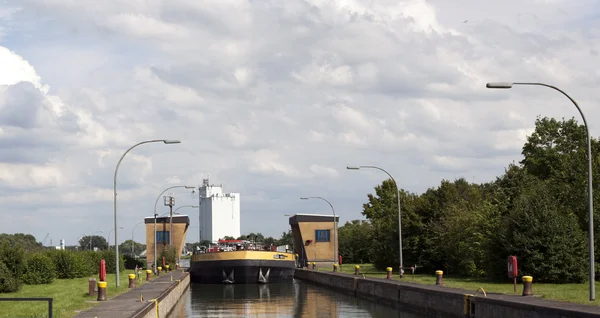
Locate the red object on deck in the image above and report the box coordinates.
[339,255,343,265]
[270,245,277,251]
[99,259,106,282]
[162,257,166,267]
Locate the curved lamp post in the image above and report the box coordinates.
[153,185,195,273]
[107,226,124,249]
[300,196,338,265]
[174,205,199,214]
[131,221,145,256]
[347,165,404,278]
[113,139,181,287]
[486,82,595,300]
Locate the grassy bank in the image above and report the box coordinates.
[337,264,600,306]
[0,270,145,318]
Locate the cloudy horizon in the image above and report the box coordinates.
[1,0,599,246]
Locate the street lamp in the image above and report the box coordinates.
[107,227,124,249]
[347,165,404,278]
[486,81,595,300]
[113,139,181,287]
[300,197,338,265]
[173,205,199,214]
[131,221,145,256]
[153,185,195,273]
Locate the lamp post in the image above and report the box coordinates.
[113,139,181,287]
[300,197,338,265]
[131,221,145,257]
[153,185,195,273]
[347,165,404,278]
[486,81,595,301]
[173,205,199,214]
[107,226,124,249]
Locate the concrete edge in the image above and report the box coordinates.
[294,269,600,318]
[131,272,190,318]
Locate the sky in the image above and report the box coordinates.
[0,0,599,246]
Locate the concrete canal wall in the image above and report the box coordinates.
[294,269,600,318]
[75,270,190,318]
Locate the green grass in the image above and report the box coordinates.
[335,264,600,306]
[0,271,146,318]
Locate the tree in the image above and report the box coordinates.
[78,235,108,251]
[118,240,146,256]
[0,233,42,252]
[500,176,588,283]
[278,230,294,246]
[361,179,422,270]
[338,220,373,264]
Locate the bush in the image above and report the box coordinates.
[22,253,55,285]
[0,241,26,279]
[124,254,145,270]
[80,251,102,276]
[0,261,21,293]
[45,250,88,279]
[98,250,125,274]
[159,246,179,267]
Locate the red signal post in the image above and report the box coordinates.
[507,256,518,292]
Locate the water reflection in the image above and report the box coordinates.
[170,279,425,317]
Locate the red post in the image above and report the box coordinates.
[162,257,166,268]
[99,260,106,282]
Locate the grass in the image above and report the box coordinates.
[0,270,146,318]
[335,264,600,306]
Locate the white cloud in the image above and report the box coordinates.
[1,0,599,245]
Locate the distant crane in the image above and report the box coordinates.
[42,233,49,246]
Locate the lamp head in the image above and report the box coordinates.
[163,140,181,144]
[486,82,513,89]
[346,166,361,170]
[300,197,309,200]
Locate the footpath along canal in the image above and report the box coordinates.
[75,269,189,318]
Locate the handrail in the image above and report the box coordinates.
[0,298,53,317]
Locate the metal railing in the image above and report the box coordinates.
[0,297,53,317]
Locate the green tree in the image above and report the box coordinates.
[119,240,146,256]
[501,176,587,283]
[338,220,373,264]
[79,235,108,251]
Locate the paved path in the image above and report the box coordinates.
[74,270,189,318]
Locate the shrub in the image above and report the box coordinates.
[0,241,26,279]
[98,250,125,274]
[22,253,55,285]
[124,254,145,270]
[80,251,102,276]
[45,250,88,279]
[159,246,179,267]
[0,261,21,293]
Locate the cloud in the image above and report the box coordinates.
[1,0,599,245]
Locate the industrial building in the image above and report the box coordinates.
[198,179,241,242]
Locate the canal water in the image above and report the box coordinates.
[169,279,425,317]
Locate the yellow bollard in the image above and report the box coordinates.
[165,264,170,272]
[146,269,152,281]
[435,270,443,285]
[157,266,162,276]
[522,276,533,296]
[97,281,107,301]
[354,265,360,275]
[386,267,393,279]
[333,263,338,272]
[128,274,136,288]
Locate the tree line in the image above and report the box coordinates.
[339,116,600,284]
